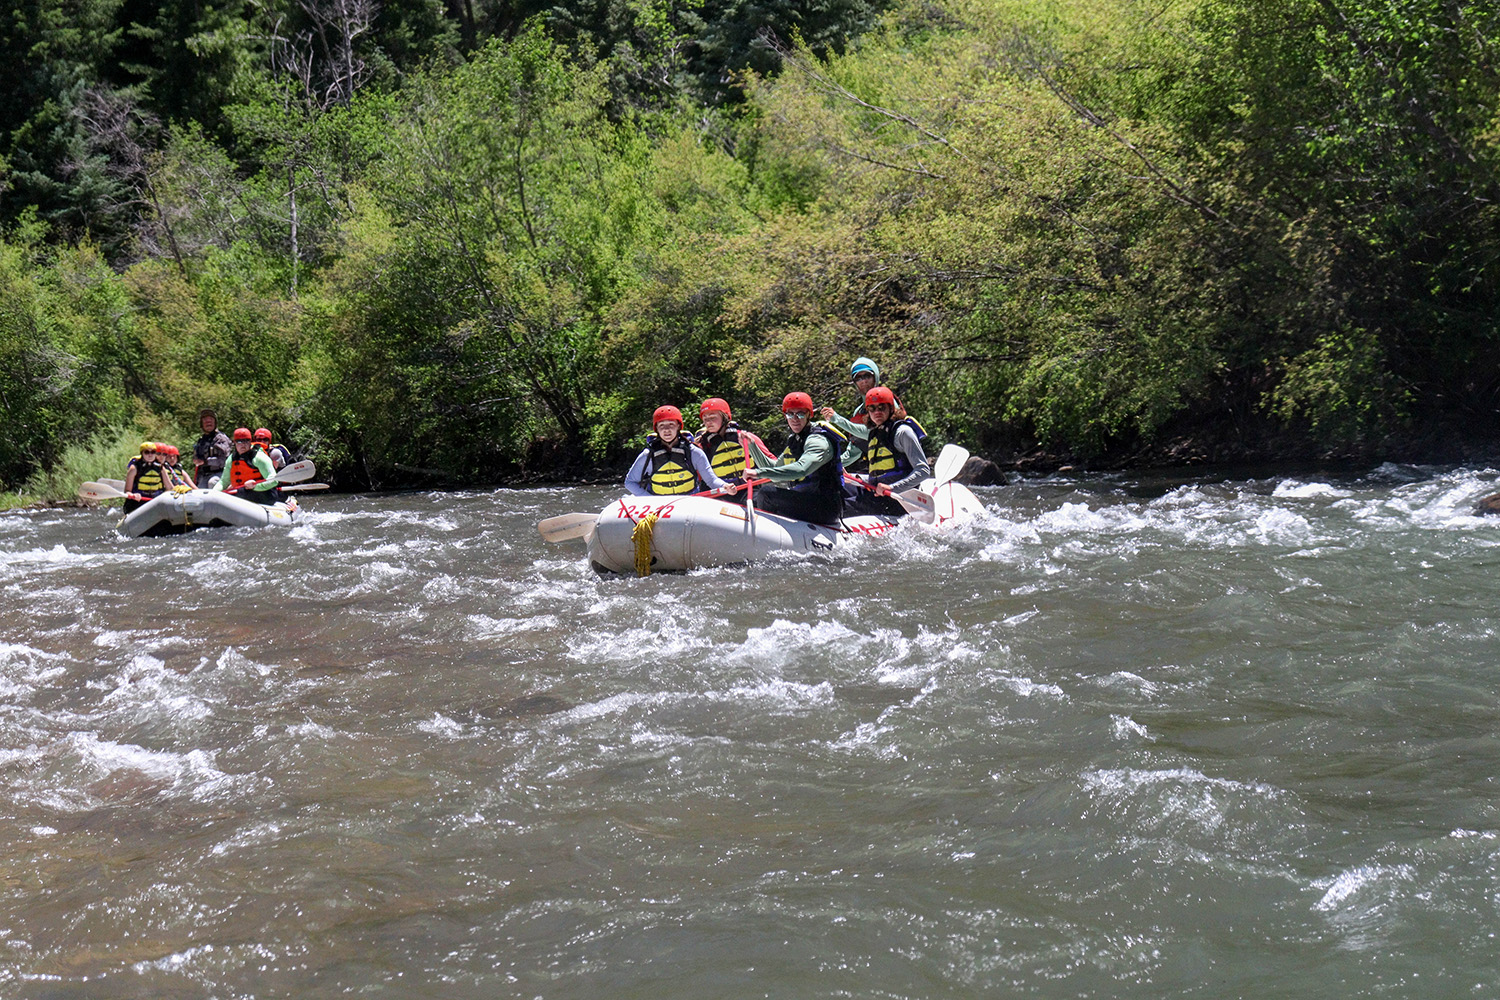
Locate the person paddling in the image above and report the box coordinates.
[694,398,763,505]
[215,427,281,504]
[753,392,848,526]
[192,409,231,488]
[122,442,169,513]
[844,386,931,517]
[625,406,727,497]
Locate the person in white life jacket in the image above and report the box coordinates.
[215,427,281,504]
[122,442,169,514]
[844,385,932,517]
[752,392,847,526]
[625,406,728,496]
[821,357,909,470]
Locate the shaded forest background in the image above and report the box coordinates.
[3,0,1498,494]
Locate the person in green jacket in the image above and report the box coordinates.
[215,427,281,505]
[752,392,848,526]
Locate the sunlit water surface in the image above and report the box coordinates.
[2,465,1499,998]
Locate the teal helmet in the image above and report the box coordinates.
[850,357,880,380]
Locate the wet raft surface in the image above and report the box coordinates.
[2,466,1499,998]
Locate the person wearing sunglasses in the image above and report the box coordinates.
[122,442,169,513]
[821,357,908,471]
[751,392,848,526]
[214,427,281,504]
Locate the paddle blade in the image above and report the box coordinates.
[933,444,970,486]
[78,482,125,501]
[538,512,597,543]
[269,460,315,485]
[894,488,938,523]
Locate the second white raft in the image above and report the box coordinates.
[119,489,300,537]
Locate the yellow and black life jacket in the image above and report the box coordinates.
[129,457,167,496]
[696,424,749,481]
[645,435,701,495]
[865,416,928,484]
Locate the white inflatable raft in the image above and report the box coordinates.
[119,489,300,538]
[577,478,985,574]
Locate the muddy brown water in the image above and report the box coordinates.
[2,465,1499,998]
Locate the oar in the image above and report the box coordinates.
[100,478,125,490]
[844,473,937,522]
[78,481,127,502]
[539,512,597,543]
[932,443,970,487]
[693,477,770,498]
[277,483,330,492]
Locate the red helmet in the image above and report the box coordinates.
[700,397,731,421]
[652,405,683,427]
[253,427,272,441]
[864,386,897,409]
[162,445,179,457]
[232,427,252,441]
[782,392,814,414]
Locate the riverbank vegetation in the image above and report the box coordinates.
[4,0,1497,495]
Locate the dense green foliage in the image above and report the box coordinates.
[3,0,1498,493]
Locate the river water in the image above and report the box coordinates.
[2,465,1499,998]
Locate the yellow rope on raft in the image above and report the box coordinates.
[632,510,660,577]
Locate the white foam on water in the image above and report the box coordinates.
[359,560,407,584]
[566,613,720,666]
[1312,863,1416,912]
[830,719,902,758]
[1274,480,1350,498]
[209,820,285,856]
[1254,507,1315,546]
[285,720,340,740]
[0,643,67,700]
[1081,766,1287,841]
[1097,671,1160,696]
[50,731,241,804]
[988,672,1066,700]
[1110,714,1154,741]
[417,712,467,738]
[563,677,836,724]
[421,574,467,601]
[133,943,215,973]
[99,653,215,723]
[467,614,562,640]
[183,552,252,584]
